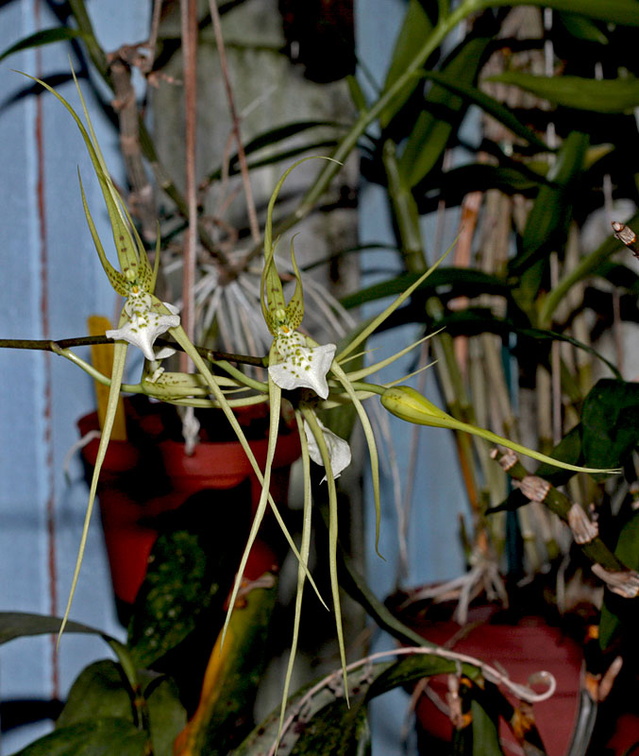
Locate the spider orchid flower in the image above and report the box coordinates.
[106,290,180,361]
[261,226,337,399]
[269,329,336,399]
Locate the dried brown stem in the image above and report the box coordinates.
[491,448,630,574]
[180,0,199,362]
[208,0,261,247]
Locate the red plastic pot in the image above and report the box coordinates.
[78,402,301,605]
[412,608,582,756]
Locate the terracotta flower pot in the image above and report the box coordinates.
[78,398,301,606]
[412,607,582,756]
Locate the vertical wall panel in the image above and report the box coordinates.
[0,1,151,751]
[355,2,467,754]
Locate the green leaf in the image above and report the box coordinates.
[234,663,393,756]
[0,612,109,645]
[517,328,622,380]
[599,511,639,649]
[12,718,147,756]
[55,660,186,756]
[128,496,250,669]
[469,699,504,756]
[145,675,188,756]
[0,28,84,63]
[365,654,468,697]
[399,35,493,188]
[56,661,132,729]
[434,162,544,200]
[422,71,549,151]
[179,582,278,755]
[477,0,639,27]
[557,11,609,44]
[614,512,639,572]
[340,268,510,310]
[510,131,588,282]
[379,0,435,128]
[581,379,639,471]
[289,698,370,756]
[128,530,213,668]
[489,71,639,113]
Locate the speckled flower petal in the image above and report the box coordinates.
[107,296,180,361]
[268,331,336,399]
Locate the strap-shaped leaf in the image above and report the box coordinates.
[0,27,85,63]
[490,71,639,114]
[398,35,493,189]
[379,0,435,128]
[510,131,589,281]
[478,0,639,27]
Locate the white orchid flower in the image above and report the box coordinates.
[106,289,180,361]
[268,328,336,399]
[303,417,351,480]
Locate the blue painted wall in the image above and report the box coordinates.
[0,2,150,752]
[356,2,467,752]
[0,1,466,753]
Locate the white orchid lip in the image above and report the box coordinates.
[106,293,180,361]
[268,329,336,399]
[303,418,352,481]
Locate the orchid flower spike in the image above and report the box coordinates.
[261,216,336,401]
[381,385,622,475]
[26,72,180,363]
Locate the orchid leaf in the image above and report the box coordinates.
[175,580,277,755]
[56,659,186,753]
[0,612,111,644]
[379,0,434,128]
[557,11,609,44]
[510,131,588,284]
[490,71,639,114]
[288,697,370,755]
[0,28,85,63]
[421,71,549,151]
[581,379,639,471]
[476,0,639,27]
[12,718,147,756]
[599,511,639,649]
[127,501,250,669]
[340,268,508,310]
[398,35,493,189]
